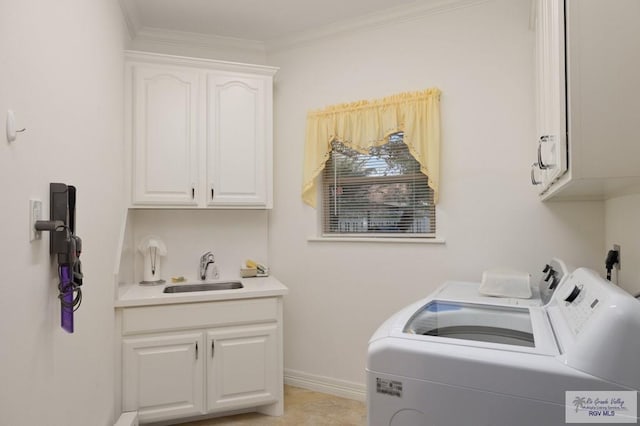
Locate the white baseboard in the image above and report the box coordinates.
[114,412,138,426]
[284,369,366,402]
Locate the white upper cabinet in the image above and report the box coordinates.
[125,51,277,208]
[533,0,567,192]
[532,0,640,200]
[131,66,200,205]
[207,75,270,207]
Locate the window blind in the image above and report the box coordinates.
[322,134,435,237]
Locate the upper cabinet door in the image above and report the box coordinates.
[206,75,271,207]
[534,0,568,193]
[132,66,200,205]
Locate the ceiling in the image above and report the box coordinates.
[121,0,438,42]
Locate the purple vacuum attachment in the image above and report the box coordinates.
[60,265,74,333]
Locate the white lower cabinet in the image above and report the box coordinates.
[122,332,205,423]
[207,324,278,412]
[119,298,283,424]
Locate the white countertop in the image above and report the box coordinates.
[115,275,288,308]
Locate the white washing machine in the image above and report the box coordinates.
[367,267,640,426]
[433,258,571,307]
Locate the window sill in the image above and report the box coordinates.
[307,236,446,244]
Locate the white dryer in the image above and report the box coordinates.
[367,267,640,426]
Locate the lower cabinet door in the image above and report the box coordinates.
[122,332,205,423]
[207,324,278,412]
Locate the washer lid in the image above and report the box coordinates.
[404,301,536,347]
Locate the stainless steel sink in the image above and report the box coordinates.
[163,281,244,293]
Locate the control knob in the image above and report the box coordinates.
[543,266,555,282]
[564,285,582,303]
[543,266,557,289]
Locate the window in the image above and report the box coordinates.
[322,133,435,237]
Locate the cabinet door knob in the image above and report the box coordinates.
[192,187,195,200]
[195,342,198,360]
[211,186,214,200]
[211,340,215,358]
[531,162,542,185]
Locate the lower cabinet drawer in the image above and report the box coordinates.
[122,297,278,335]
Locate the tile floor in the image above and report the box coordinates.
[179,385,366,425]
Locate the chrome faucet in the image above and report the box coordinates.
[199,251,217,280]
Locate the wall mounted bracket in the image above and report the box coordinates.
[34,219,65,231]
[6,110,26,143]
[33,183,82,333]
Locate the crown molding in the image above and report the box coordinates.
[118,0,141,40]
[133,27,267,56]
[121,0,489,59]
[265,0,491,53]
[124,50,278,76]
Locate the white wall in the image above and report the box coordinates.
[126,209,269,284]
[130,30,268,65]
[605,194,640,296]
[267,0,605,390]
[0,1,127,425]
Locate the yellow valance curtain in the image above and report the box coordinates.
[302,88,441,207]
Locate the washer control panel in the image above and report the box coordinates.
[555,274,608,336]
[548,267,640,389]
